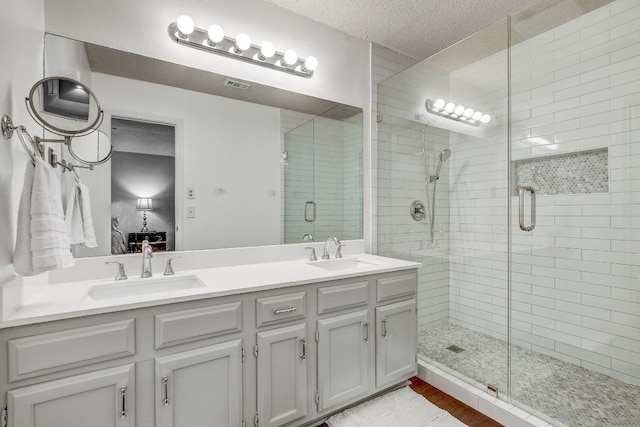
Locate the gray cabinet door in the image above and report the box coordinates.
[256,323,307,427]
[155,339,243,427]
[8,364,135,427]
[375,299,417,388]
[317,310,370,412]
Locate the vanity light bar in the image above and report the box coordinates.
[425,99,491,127]
[168,16,318,78]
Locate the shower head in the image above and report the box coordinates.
[440,149,452,162]
[433,148,452,179]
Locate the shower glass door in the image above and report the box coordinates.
[376,17,511,396]
[508,0,640,425]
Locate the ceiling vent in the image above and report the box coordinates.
[223,79,250,90]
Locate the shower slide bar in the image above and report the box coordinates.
[518,186,536,232]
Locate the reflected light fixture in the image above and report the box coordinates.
[426,98,491,127]
[136,197,154,232]
[168,16,318,78]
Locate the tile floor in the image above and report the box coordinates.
[419,323,640,427]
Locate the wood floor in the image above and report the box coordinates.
[408,377,503,427]
[318,376,503,427]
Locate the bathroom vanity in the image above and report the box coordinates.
[0,254,418,427]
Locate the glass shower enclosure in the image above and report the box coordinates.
[376,0,640,425]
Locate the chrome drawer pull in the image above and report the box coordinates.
[363,322,369,342]
[381,319,388,338]
[300,338,307,360]
[273,306,297,315]
[120,387,127,419]
[162,376,169,406]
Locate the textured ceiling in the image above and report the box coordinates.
[262,0,543,60]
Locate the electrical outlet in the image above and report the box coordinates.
[187,207,196,218]
[187,187,196,199]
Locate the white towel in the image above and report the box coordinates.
[13,157,74,276]
[66,183,97,248]
[13,162,36,275]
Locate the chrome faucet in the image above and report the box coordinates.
[105,261,127,281]
[322,236,340,260]
[141,239,153,278]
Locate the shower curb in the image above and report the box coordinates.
[417,359,557,427]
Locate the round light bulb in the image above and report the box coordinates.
[207,25,224,43]
[463,108,474,118]
[303,56,318,71]
[444,102,455,113]
[433,99,446,109]
[283,49,298,66]
[260,42,276,59]
[471,111,482,121]
[454,105,465,116]
[480,114,491,124]
[235,33,251,51]
[176,15,195,37]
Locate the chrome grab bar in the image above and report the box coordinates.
[518,186,536,232]
[273,306,297,315]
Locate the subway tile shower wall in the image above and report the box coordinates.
[377,0,640,388]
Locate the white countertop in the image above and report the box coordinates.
[1,254,419,329]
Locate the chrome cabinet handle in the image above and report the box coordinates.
[300,338,306,360]
[363,322,369,342]
[120,386,127,419]
[518,186,536,232]
[304,201,316,222]
[273,306,297,315]
[381,319,388,338]
[162,376,169,406]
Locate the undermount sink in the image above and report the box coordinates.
[308,258,381,271]
[88,275,206,300]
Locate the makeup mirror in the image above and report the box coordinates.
[26,76,103,136]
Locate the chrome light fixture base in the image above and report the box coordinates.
[168,23,315,79]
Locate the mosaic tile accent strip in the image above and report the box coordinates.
[419,323,640,427]
[513,149,608,195]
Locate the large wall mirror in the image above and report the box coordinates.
[44,33,363,257]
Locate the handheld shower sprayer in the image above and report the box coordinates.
[431,149,452,182]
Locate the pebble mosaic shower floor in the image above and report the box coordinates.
[419,323,640,427]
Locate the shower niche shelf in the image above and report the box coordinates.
[513,148,608,196]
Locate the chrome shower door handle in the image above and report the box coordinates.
[305,201,316,222]
[518,186,536,232]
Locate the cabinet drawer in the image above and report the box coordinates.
[155,302,242,349]
[256,291,306,328]
[376,273,417,303]
[8,320,135,382]
[317,281,369,315]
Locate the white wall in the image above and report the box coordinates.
[0,0,45,282]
